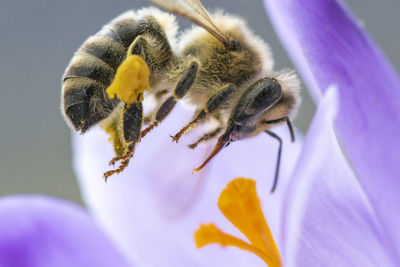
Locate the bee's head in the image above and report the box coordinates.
[193,77,286,172]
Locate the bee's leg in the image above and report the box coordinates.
[140,61,200,139]
[107,103,142,166]
[188,127,223,149]
[143,89,169,125]
[264,130,282,193]
[140,96,175,139]
[104,101,143,180]
[128,35,151,63]
[171,84,234,143]
[128,34,172,74]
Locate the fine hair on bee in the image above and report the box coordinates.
[61,0,301,192]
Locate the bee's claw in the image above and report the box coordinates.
[103,170,118,180]
[108,155,124,166]
[103,171,114,181]
[104,149,134,179]
[103,159,130,180]
[168,133,180,143]
[188,143,197,149]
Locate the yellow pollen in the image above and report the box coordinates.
[194,178,281,267]
[100,118,124,156]
[106,55,150,104]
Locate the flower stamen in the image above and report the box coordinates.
[194,178,281,267]
[195,224,273,265]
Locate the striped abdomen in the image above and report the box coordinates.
[62,15,142,132]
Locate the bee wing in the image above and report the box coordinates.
[148,0,230,45]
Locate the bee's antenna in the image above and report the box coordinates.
[262,116,294,142]
[264,130,282,193]
[262,117,295,193]
[286,118,295,142]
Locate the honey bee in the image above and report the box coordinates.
[61,0,301,192]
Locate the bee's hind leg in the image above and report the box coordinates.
[108,146,133,166]
[104,144,135,178]
[104,101,143,180]
[171,84,234,143]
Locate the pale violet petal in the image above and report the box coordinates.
[0,195,131,267]
[282,87,397,267]
[264,0,400,254]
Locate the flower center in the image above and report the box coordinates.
[195,178,281,266]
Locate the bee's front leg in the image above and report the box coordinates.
[171,83,234,143]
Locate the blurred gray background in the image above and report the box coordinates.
[0,0,399,204]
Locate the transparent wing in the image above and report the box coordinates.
[148,0,230,45]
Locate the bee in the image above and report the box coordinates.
[61,0,301,192]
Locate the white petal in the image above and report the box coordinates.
[73,104,302,266]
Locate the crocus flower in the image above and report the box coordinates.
[1,0,399,266]
[71,0,400,264]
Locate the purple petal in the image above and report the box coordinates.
[0,195,130,267]
[264,0,400,255]
[72,104,302,266]
[282,87,397,266]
